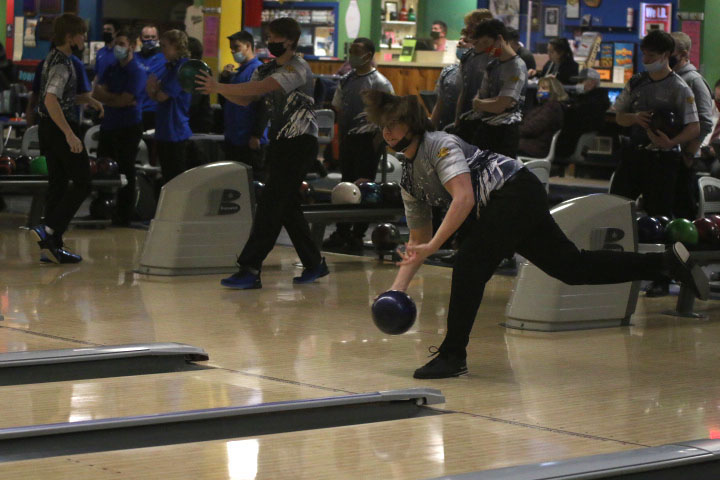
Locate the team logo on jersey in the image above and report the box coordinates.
[511,76,520,82]
[687,96,695,104]
[285,65,296,73]
[437,147,450,158]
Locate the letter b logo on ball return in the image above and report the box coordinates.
[218,189,241,215]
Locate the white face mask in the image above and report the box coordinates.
[576,83,585,94]
[643,57,667,73]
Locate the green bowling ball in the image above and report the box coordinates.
[178,59,212,94]
[29,155,48,176]
[665,218,699,246]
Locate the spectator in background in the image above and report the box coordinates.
[145,29,191,184]
[465,19,527,158]
[670,32,713,146]
[196,17,328,290]
[26,42,92,127]
[453,8,494,143]
[219,30,267,181]
[187,36,213,134]
[31,14,103,264]
[609,30,700,297]
[431,21,448,52]
[556,68,609,158]
[669,31,714,220]
[323,37,394,252]
[518,76,565,158]
[537,37,578,85]
[431,38,468,130]
[93,28,146,226]
[136,24,166,131]
[506,27,535,73]
[94,20,118,82]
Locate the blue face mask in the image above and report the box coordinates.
[456,47,469,61]
[113,45,129,61]
[233,51,247,64]
[536,91,551,102]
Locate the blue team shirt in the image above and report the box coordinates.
[155,57,192,142]
[224,58,268,147]
[136,50,166,113]
[98,56,146,131]
[33,55,90,94]
[94,45,114,81]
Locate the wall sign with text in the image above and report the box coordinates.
[639,3,672,38]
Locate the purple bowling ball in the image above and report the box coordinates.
[371,290,417,335]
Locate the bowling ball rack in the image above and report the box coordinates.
[302,203,405,250]
[0,174,125,227]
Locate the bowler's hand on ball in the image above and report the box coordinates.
[647,128,674,149]
[635,111,652,129]
[195,71,217,94]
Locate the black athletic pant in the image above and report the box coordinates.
[440,168,667,359]
[156,139,190,185]
[237,135,322,271]
[336,132,384,238]
[673,162,697,220]
[142,110,155,132]
[38,116,91,236]
[224,141,266,183]
[472,122,520,159]
[609,145,684,217]
[98,123,143,223]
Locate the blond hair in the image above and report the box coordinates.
[161,29,189,58]
[538,76,569,102]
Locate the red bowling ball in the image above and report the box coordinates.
[0,155,15,175]
[694,217,720,247]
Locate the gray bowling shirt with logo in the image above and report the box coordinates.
[457,50,490,118]
[252,55,318,141]
[39,48,78,123]
[332,68,394,137]
[434,63,460,130]
[675,63,714,140]
[399,131,524,229]
[614,71,699,147]
[463,55,527,125]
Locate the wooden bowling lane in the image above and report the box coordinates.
[0,324,92,353]
[6,219,720,458]
[0,369,350,430]
[0,413,640,479]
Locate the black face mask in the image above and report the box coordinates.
[140,44,159,57]
[393,134,413,153]
[71,44,83,56]
[267,42,287,58]
[102,31,113,44]
[430,31,441,40]
[669,55,679,69]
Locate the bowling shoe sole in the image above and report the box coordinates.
[31,228,60,264]
[673,242,709,301]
